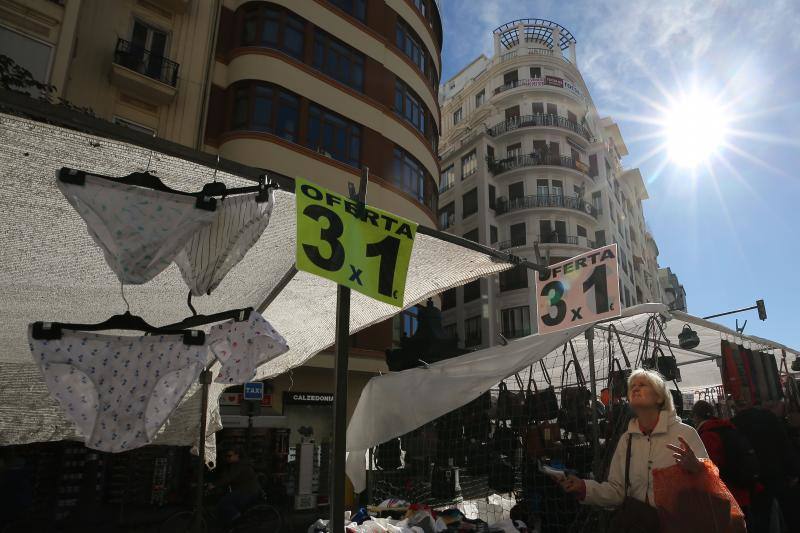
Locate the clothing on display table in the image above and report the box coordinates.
[29,328,207,453]
[175,191,273,296]
[56,171,217,284]
[207,311,289,384]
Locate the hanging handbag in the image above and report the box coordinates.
[375,438,402,470]
[492,420,517,456]
[431,463,460,500]
[497,381,513,421]
[525,421,561,458]
[559,342,592,434]
[488,455,516,494]
[528,360,560,421]
[510,374,528,432]
[607,324,632,398]
[649,346,678,381]
[608,435,660,533]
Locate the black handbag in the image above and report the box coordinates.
[375,438,402,470]
[607,324,632,398]
[559,343,592,434]
[492,420,518,456]
[609,435,660,533]
[431,463,460,499]
[528,360,560,421]
[496,381,513,421]
[488,455,515,494]
[649,346,679,381]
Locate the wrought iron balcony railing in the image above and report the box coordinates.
[495,194,598,218]
[487,153,586,176]
[487,113,592,141]
[114,38,179,87]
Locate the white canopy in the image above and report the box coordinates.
[345,304,798,492]
[0,113,514,454]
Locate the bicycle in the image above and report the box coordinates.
[160,491,283,533]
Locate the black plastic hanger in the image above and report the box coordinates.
[158,307,254,331]
[199,174,274,204]
[58,167,217,211]
[31,311,205,345]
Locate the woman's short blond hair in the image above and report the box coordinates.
[628,368,675,413]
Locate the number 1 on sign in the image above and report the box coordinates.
[582,264,609,313]
[365,236,400,298]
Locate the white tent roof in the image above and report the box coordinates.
[0,113,514,452]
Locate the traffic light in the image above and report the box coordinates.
[756,299,767,321]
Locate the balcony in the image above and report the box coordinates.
[496,194,598,218]
[499,47,558,63]
[487,153,587,177]
[493,77,583,99]
[488,114,592,141]
[498,234,595,251]
[110,38,179,104]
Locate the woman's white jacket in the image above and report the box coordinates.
[584,412,708,507]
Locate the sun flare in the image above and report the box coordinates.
[662,92,729,167]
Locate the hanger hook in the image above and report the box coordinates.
[145,131,157,173]
[212,155,220,184]
[120,281,131,314]
[187,291,198,317]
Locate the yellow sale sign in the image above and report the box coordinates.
[535,243,622,333]
[295,178,417,307]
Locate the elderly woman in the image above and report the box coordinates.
[557,368,708,512]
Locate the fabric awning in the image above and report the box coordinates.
[0,113,514,453]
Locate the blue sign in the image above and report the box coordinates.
[243,382,264,401]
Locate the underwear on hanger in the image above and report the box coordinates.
[207,311,289,385]
[57,173,217,284]
[29,327,207,453]
[175,191,274,296]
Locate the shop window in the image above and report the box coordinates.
[463,280,481,303]
[396,20,426,74]
[501,306,531,339]
[464,315,482,347]
[394,79,425,134]
[488,184,496,210]
[462,187,478,218]
[228,82,299,142]
[453,107,463,125]
[307,104,361,168]
[439,165,455,193]
[392,147,428,203]
[499,264,528,291]
[326,0,366,21]
[313,28,365,91]
[461,150,477,178]
[463,228,479,243]
[475,89,485,108]
[490,225,498,244]
[438,201,455,229]
[239,4,305,59]
[441,288,456,310]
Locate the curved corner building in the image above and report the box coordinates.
[438,19,663,349]
[205,0,443,227]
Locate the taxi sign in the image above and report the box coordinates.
[296,178,417,306]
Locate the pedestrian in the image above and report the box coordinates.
[733,402,800,533]
[691,400,757,522]
[208,447,262,526]
[554,369,709,531]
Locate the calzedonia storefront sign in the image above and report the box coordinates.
[284,392,334,405]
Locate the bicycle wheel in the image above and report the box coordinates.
[160,509,207,533]
[237,504,282,532]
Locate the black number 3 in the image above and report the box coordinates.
[540,280,567,326]
[302,204,345,271]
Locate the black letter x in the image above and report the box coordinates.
[571,307,583,321]
[349,265,363,285]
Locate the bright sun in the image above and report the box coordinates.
[662,92,729,167]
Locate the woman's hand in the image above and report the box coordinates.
[554,474,585,494]
[667,436,701,473]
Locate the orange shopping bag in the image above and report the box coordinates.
[653,460,746,533]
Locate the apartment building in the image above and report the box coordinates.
[437,19,663,349]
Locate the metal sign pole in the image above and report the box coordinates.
[585,328,599,448]
[192,367,212,532]
[331,167,369,531]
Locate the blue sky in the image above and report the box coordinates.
[439,0,800,352]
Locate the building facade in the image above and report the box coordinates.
[659,266,688,312]
[1,0,443,506]
[437,19,663,349]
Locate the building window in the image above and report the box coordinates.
[475,89,485,108]
[313,28,364,91]
[530,67,541,78]
[326,0,366,21]
[400,306,419,337]
[488,184,496,210]
[113,117,156,136]
[503,70,518,85]
[441,288,456,310]
[239,4,305,59]
[453,107,463,125]
[509,181,524,202]
[411,0,427,18]
[440,165,455,192]
[463,280,481,303]
[307,104,361,167]
[463,228,479,242]
[438,201,455,229]
[461,150,477,179]
[464,315,482,347]
[592,191,602,213]
[532,102,544,114]
[501,306,531,339]
[0,26,53,90]
[395,79,425,134]
[443,323,457,339]
[396,20,426,74]
[462,187,478,218]
[624,287,632,308]
[392,147,427,203]
[499,264,528,291]
[490,225,498,244]
[510,222,526,246]
[228,82,299,142]
[577,225,587,238]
